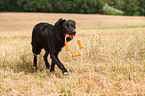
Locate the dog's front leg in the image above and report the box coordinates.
[50,54,68,74]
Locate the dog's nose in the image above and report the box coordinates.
[72,31,76,34]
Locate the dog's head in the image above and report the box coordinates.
[55,18,76,37]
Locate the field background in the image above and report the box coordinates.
[0,13,145,95]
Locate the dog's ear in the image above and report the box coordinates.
[55,18,66,28]
[68,20,76,29]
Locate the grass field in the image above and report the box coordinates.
[0,13,145,95]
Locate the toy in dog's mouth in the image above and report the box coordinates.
[64,33,83,58]
[65,34,75,37]
[65,34,75,41]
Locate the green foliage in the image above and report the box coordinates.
[102,4,124,15]
[0,0,4,11]
[122,0,140,16]
[107,0,144,16]
[107,0,125,10]
[51,0,106,14]
[0,0,20,11]
[77,0,106,14]
[0,0,144,15]
[0,0,106,14]
[17,0,52,12]
[138,0,145,16]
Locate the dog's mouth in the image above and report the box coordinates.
[67,36,74,40]
[69,36,74,39]
[66,36,74,41]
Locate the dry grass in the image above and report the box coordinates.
[0,13,145,95]
[0,12,145,31]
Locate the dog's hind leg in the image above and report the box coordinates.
[43,52,50,69]
[50,60,55,72]
[32,44,42,70]
[33,54,37,69]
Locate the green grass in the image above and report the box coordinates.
[81,25,145,30]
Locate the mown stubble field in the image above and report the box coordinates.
[0,13,145,95]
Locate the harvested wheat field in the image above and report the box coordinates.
[0,13,145,95]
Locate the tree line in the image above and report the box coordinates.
[0,0,144,16]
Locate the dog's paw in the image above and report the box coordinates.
[45,66,50,69]
[33,66,37,70]
[64,72,69,75]
[50,68,55,72]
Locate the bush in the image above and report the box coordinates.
[102,4,124,15]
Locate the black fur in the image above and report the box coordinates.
[31,18,76,74]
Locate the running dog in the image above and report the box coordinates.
[31,18,76,75]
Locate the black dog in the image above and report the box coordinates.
[31,18,76,74]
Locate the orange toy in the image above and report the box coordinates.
[64,34,83,57]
